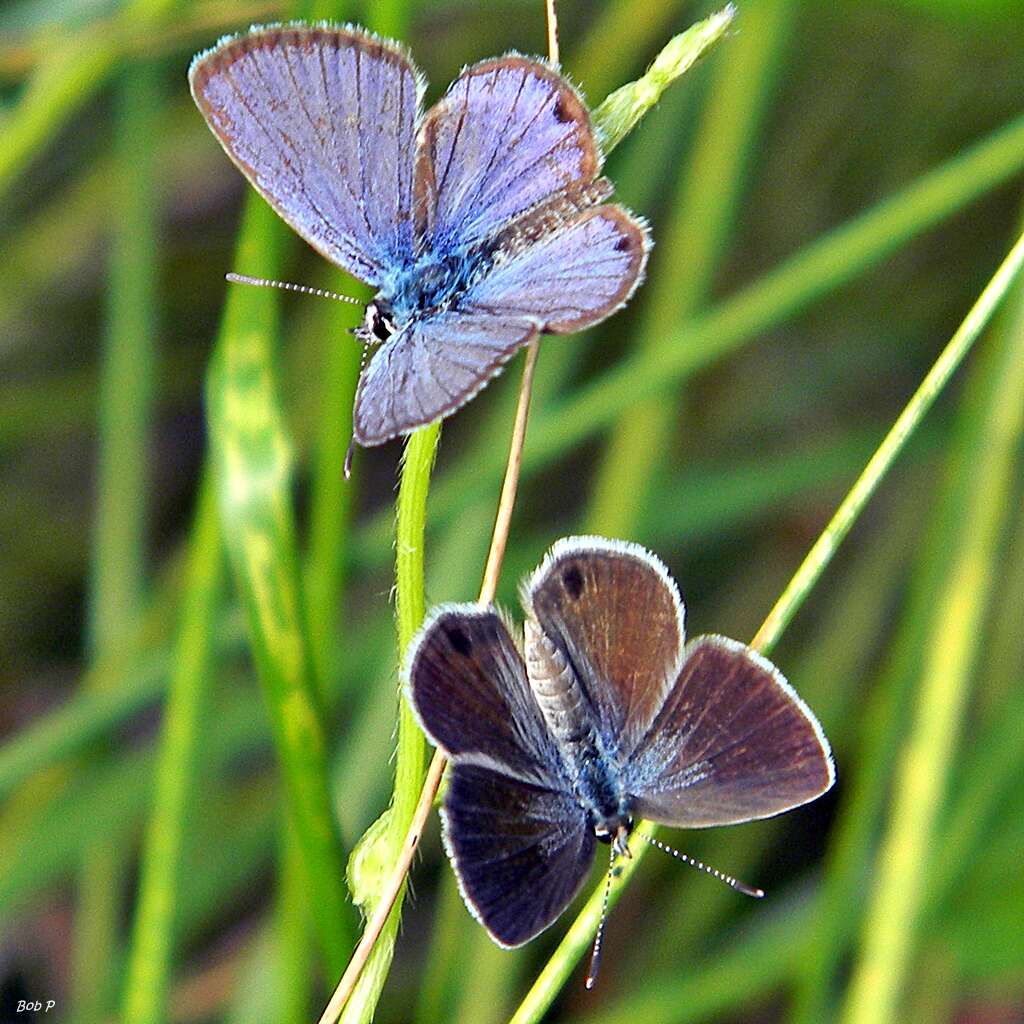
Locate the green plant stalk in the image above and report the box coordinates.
[72,57,159,1024]
[207,194,350,972]
[588,0,793,537]
[338,422,441,1024]
[350,106,1024,558]
[787,235,1024,1024]
[119,475,225,1024]
[508,229,1024,1023]
[751,227,1024,654]
[839,228,1024,1024]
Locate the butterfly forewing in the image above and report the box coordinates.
[353,313,539,445]
[189,25,421,285]
[625,636,835,828]
[524,538,687,762]
[443,762,595,947]
[415,57,601,249]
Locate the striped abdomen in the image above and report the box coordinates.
[524,618,594,750]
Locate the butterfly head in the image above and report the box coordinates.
[593,816,633,860]
[353,300,398,345]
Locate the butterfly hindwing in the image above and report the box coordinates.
[415,56,601,249]
[523,538,687,763]
[624,636,835,828]
[467,205,649,333]
[190,25,422,285]
[407,606,595,947]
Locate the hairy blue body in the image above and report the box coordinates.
[379,245,486,323]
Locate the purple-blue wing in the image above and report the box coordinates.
[624,636,836,828]
[406,605,567,788]
[442,763,595,947]
[351,205,646,445]
[467,205,649,332]
[415,56,601,249]
[352,311,538,445]
[189,25,421,285]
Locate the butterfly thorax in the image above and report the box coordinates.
[376,245,486,326]
[524,618,631,836]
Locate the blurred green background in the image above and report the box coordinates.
[3,0,1024,1022]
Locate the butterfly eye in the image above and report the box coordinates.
[364,302,396,343]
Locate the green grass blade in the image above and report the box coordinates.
[118,475,224,1024]
[206,194,351,972]
[839,229,1024,1024]
[354,108,1024,551]
[527,112,1024,483]
[72,56,160,1024]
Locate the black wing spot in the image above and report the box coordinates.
[615,234,633,253]
[445,625,473,657]
[553,94,573,124]
[562,565,585,599]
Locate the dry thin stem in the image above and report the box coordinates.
[546,0,560,66]
[479,341,541,603]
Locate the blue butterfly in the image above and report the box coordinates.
[190,25,650,446]
[407,537,835,948]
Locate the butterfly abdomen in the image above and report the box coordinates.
[524,618,593,747]
[524,618,629,829]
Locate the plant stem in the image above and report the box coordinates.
[750,227,1024,656]
[838,225,1024,1024]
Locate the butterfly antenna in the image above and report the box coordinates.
[343,438,357,480]
[342,341,373,480]
[226,272,362,305]
[585,844,617,990]
[633,831,764,899]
